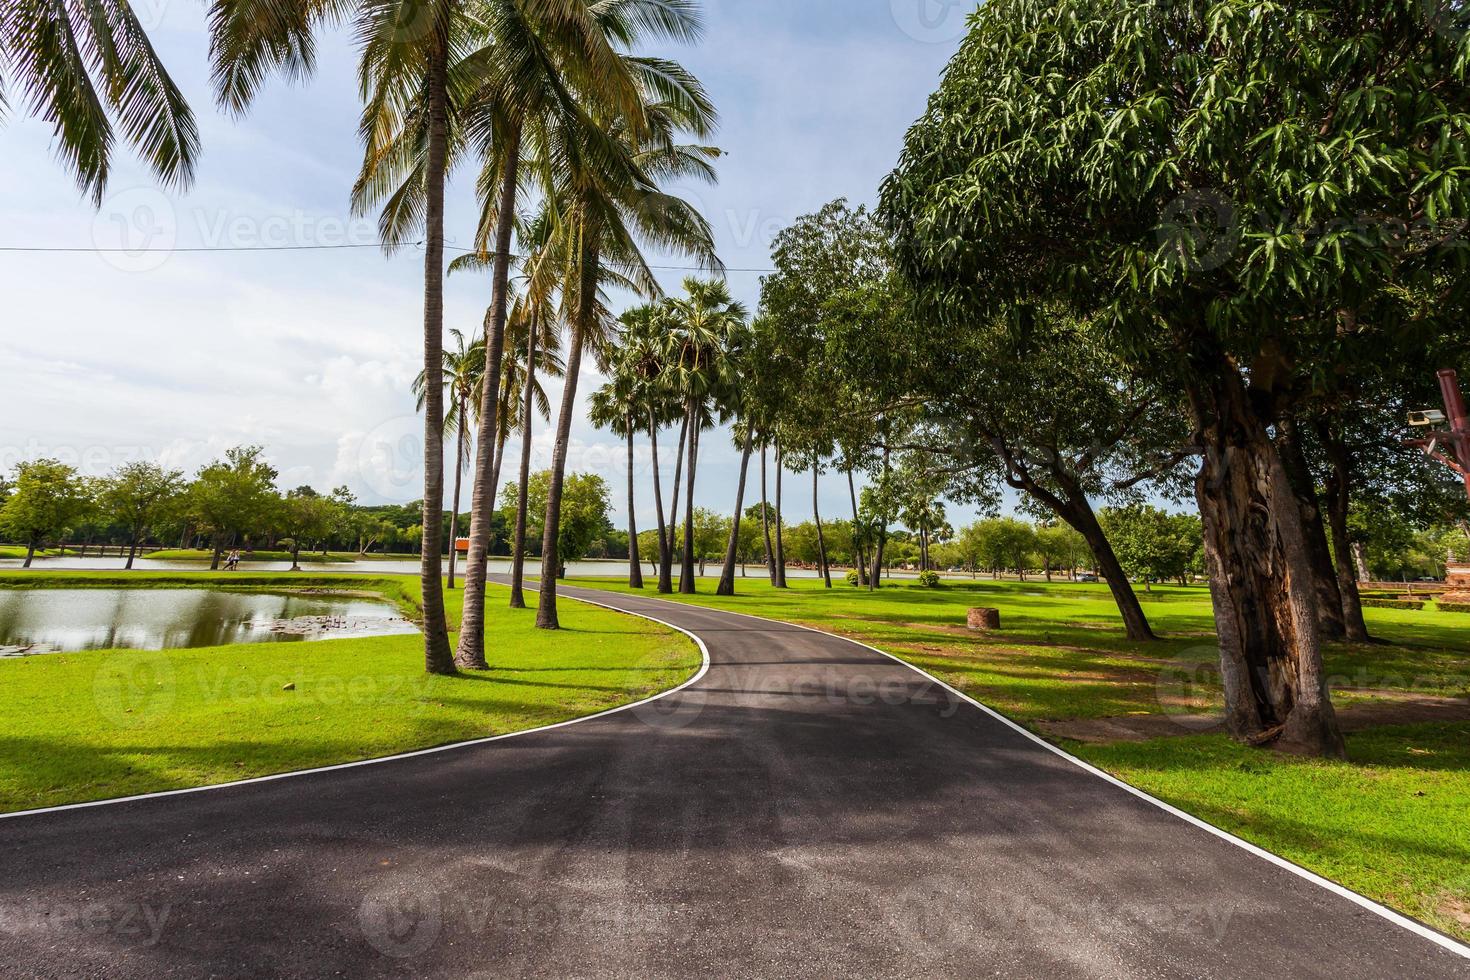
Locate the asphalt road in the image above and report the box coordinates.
[2,582,1466,978]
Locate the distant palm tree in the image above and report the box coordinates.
[589,346,646,589]
[413,328,484,589]
[666,278,748,593]
[5,0,198,203]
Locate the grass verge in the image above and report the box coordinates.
[571,574,1470,942]
[0,571,700,814]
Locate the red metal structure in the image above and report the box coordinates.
[1408,369,1470,502]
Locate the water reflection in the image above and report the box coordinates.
[0,589,417,655]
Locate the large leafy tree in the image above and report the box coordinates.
[188,446,279,569]
[97,461,185,569]
[882,0,1470,756]
[0,459,92,566]
[3,0,198,203]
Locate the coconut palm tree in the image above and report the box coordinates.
[412,328,485,589]
[665,278,748,593]
[534,87,723,629]
[5,0,198,203]
[589,346,646,589]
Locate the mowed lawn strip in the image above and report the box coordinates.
[0,571,700,813]
[570,575,1470,942]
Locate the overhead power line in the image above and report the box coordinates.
[0,240,776,273]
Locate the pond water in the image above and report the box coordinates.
[0,589,418,655]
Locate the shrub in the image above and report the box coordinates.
[1438,602,1470,614]
[1359,598,1427,611]
[845,568,862,587]
[917,570,942,588]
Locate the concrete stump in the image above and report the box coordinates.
[967,607,1001,631]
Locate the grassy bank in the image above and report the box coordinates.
[141,548,356,563]
[571,575,1470,941]
[0,571,700,813]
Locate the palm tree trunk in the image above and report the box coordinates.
[509,329,538,609]
[846,468,868,586]
[537,241,597,630]
[773,439,788,588]
[454,121,523,668]
[718,427,756,595]
[662,412,690,591]
[416,40,455,674]
[446,394,468,590]
[760,445,775,584]
[626,415,644,589]
[680,399,699,593]
[813,466,831,588]
[650,416,672,594]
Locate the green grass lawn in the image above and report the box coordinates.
[142,548,356,563]
[0,571,700,814]
[571,574,1470,941]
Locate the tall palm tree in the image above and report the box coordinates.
[535,84,723,629]
[666,278,748,593]
[412,327,486,589]
[589,343,646,589]
[5,0,198,203]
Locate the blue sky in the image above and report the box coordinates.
[0,0,975,526]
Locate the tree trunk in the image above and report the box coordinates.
[649,417,672,594]
[446,392,468,590]
[1275,418,1346,640]
[454,121,522,668]
[626,418,644,589]
[509,326,538,610]
[847,468,869,586]
[680,399,699,594]
[760,444,775,585]
[662,412,690,592]
[23,535,38,569]
[813,467,831,588]
[773,440,788,588]
[1319,423,1372,642]
[126,531,140,571]
[537,241,596,630]
[210,534,223,571]
[290,541,302,573]
[1189,368,1344,757]
[718,428,756,596]
[417,40,455,675]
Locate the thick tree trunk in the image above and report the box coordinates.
[23,535,38,569]
[813,467,831,588]
[1189,369,1344,757]
[626,419,644,589]
[537,242,595,630]
[1275,418,1346,640]
[417,42,455,675]
[290,541,302,573]
[509,327,538,610]
[126,532,140,571]
[680,399,699,594]
[1319,425,1372,642]
[847,469,869,586]
[454,122,521,667]
[760,445,775,585]
[662,413,690,592]
[446,393,468,590]
[773,440,788,588]
[718,428,756,596]
[210,534,223,571]
[649,418,672,594]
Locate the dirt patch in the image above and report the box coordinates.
[1439,895,1470,930]
[1038,694,1470,744]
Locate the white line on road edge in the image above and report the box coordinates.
[583,587,1470,962]
[0,591,710,822]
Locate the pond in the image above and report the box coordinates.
[0,589,418,655]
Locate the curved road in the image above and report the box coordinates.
[1,582,1466,977]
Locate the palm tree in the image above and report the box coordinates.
[5,0,198,203]
[412,328,486,590]
[589,342,647,589]
[535,82,723,629]
[666,278,748,593]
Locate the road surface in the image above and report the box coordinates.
[1,582,1465,978]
